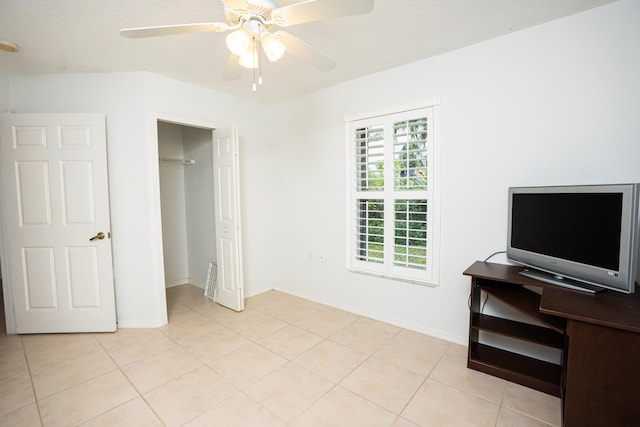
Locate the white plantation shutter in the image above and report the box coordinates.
[347,103,440,285]
[393,117,429,191]
[393,199,428,270]
[355,124,385,191]
[355,199,384,264]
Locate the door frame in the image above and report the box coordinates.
[0,180,17,333]
[147,113,232,324]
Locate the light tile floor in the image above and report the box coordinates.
[0,285,562,426]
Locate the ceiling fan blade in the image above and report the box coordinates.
[277,32,337,72]
[272,0,374,27]
[223,55,244,80]
[120,22,232,38]
[220,0,250,10]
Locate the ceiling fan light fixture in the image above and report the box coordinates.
[225,28,251,56]
[261,32,286,62]
[121,0,377,92]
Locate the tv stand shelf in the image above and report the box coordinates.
[469,342,562,395]
[477,283,566,333]
[464,261,566,397]
[471,313,564,348]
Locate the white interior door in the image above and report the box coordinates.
[0,113,116,333]
[212,126,244,311]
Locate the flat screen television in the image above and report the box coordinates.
[507,184,640,294]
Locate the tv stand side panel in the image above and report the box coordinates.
[563,320,640,426]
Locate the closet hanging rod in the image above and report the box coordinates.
[159,157,195,166]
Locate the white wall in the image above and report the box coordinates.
[260,0,640,344]
[158,121,189,287]
[0,75,10,112]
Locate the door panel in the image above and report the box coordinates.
[22,246,57,309]
[66,246,101,308]
[16,161,53,226]
[219,237,236,294]
[61,161,96,225]
[213,126,244,312]
[13,125,48,148]
[0,113,116,333]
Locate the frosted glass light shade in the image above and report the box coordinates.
[226,29,251,56]
[239,48,259,69]
[261,33,285,62]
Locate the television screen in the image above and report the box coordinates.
[510,193,623,271]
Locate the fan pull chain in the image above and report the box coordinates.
[258,23,263,86]
[252,34,257,91]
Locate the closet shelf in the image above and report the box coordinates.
[159,157,195,166]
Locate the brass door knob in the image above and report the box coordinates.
[89,232,106,241]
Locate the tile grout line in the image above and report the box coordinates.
[19,335,44,427]
[92,334,168,427]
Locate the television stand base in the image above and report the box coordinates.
[519,270,605,293]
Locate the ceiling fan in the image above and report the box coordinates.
[121,0,375,90]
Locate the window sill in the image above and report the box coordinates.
[347,268,439,288]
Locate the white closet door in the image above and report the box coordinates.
[212,125,244,311]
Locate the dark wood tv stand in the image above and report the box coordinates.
[464,261,640,427]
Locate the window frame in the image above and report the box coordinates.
[345,99,442,286]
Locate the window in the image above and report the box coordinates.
[346,102,440,285]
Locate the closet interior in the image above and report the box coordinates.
[157,121,216,289]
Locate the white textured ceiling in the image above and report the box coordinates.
[0,0,618,104]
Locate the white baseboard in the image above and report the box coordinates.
[117,320,167,328]
[271,286,467,346]
[187,278,205,289]
[165,279,205,289]
[165,279,188,288]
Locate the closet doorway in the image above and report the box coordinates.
[155,119,244,314]
[158,121,214,289]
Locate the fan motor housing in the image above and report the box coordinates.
[225,0,278,25]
